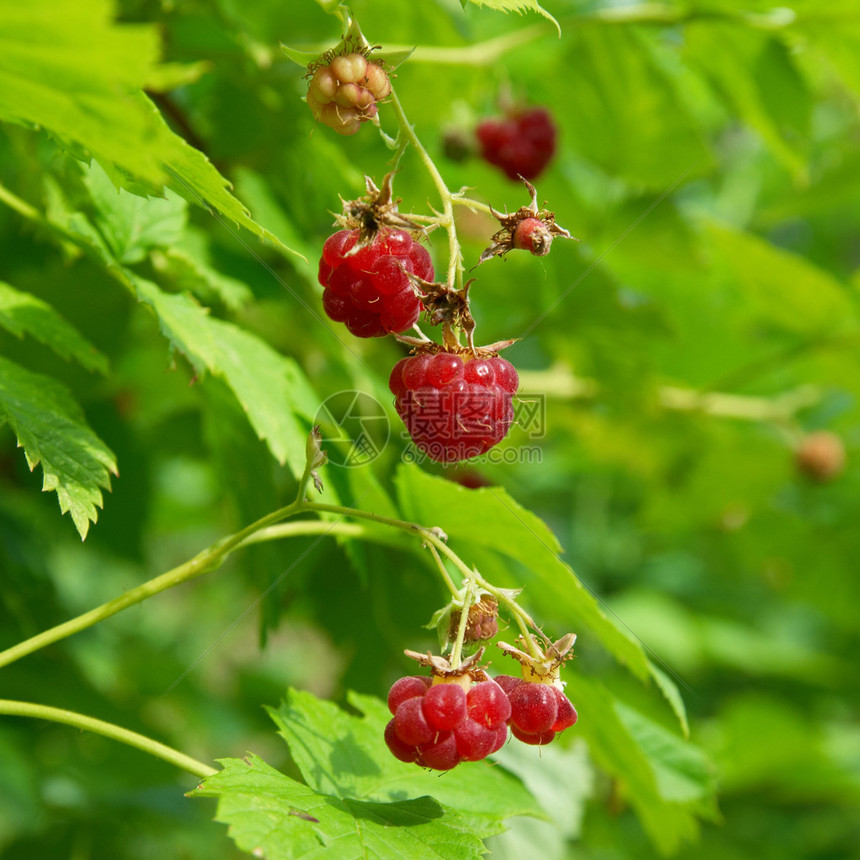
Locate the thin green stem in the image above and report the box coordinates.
[0,700,216,779]
[0,501,301,671]
[426,543,461,598]
[386,87,462,290]
[449,576,476,668]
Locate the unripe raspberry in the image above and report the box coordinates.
[796,431,846,482]
[307,52,391,135]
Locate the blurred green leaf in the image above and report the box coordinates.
[0,281,108,374]
[0,356,116,538]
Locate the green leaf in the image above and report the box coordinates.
[460,0,560,35]
[685,25,811,181]
[193,754,486,860]
[0,0,304,258]
[132,276,317,474]
[82,160,187,265]
[647,660,690,739]
[557,24,712,188]
[704,221,856,335]
[395,465,651,680]
[268,689,542,837]
[573,676,713,854]
[0,356,116,539]
[0,281,108,374]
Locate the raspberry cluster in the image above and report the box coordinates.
[307,52,391,135]
[477,107,557,181]
[385,676,511,770]
[496,675,578,745]
[389,352,518,463]
[319,228,432,337]
[385,674,577,770]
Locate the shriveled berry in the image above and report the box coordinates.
[319,228,430,337]
[385,719,419,763]
[390,352,518,463]
[512,217,554,256]
[423,683,467,731]
[394,696,434,746]
[307,52,390,135]
[477,107,557,181]
[509,683,558,735]
[387,675,431,715]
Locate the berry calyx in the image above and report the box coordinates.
[796,431,846,483]
[307,51,391,136]
[389,351,519,463]
[477,106,557,181]
[319,228,431,337]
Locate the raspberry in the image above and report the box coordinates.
[423,683,467,731]
[796,431,846,482]
[389,352,519,463]
[494,674,522,697]
[467,680,512,728]
[508,683,558,734]
[385,673,512,770]
[511,724,556,746]
[319,228,431,337]
[307,52,391,135]
[551,689,578,732]
[477,107,556,181]
[387,675,431,714]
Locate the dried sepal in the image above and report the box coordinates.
[478,177,575,265]
[335,173,425,240]
[403,647,490,686]
[498,632,577,687]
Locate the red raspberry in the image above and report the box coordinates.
[384,673,512,770]
[319,228,431,338]
[307,52,391,135]
[477,107,556,181]
[388,352,519,463]
[507,682,577,747]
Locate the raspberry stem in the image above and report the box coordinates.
[448,576,477,667]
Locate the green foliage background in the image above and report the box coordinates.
[1,0,859,857]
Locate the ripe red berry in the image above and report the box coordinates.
[494,674,522,697]
[508,683,558,735]
[385,673,512,770]
[389,352,519,463]
[319,228,431,337]
[477,107,556,181]
[551,688,578,732]
[423,683,468,731]
[511,724,556,746]
[307,52,391,135]
[387,675,431,714]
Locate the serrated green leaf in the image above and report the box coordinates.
[647,660,690,739]
[83,160,187,264]
[267,688,543,837]
[460,0,560,35]
[0,356,116,539]
[132,276,317,474]
[0,0,305,258]
[0,281,108,374]
[395,465,650,680]
[192,754,486,860]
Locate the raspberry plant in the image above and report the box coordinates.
[1,1,858,859]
